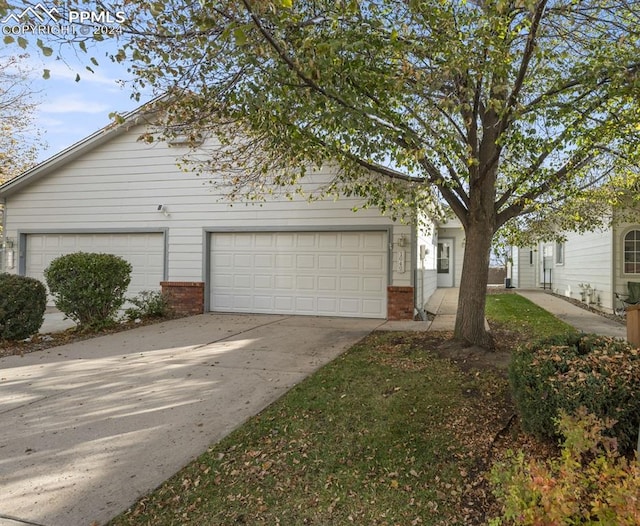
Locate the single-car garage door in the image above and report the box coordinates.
[210,231,388,318]
[25,233,165,296]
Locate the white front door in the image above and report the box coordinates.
[436,238,454,287]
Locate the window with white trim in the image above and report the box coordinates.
[624,230,640,274]
[555,242,564,265]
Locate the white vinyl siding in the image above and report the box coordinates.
[210,231,387,318]
[549,229,613,311]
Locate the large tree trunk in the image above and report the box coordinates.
[453,215,495,348]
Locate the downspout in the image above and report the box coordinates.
[610,207,616,315]
[411,224,417,315]
[411,224,427,320]
[0,197,5,273]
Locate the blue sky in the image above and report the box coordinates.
[0,2,147,162]
[25,41,148,162]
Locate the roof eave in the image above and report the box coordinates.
[0,98,163,199]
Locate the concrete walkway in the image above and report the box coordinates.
[417,287,627,339]
[425,287,458,331]
[516,289,627,339]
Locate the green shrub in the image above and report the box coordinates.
[124,290,171,321]
[489,408,640,526]
[509,333,640,452]
[0,273,46,340]
[45,252,132,331]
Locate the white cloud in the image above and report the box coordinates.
[35,115,65,128]
[40,96,111,114]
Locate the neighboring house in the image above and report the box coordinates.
[0,104,465,320]
[510,218,640,314]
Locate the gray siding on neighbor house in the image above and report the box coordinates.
[2,123,414,294]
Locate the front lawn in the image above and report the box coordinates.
[109,294,570,526]
[486,292,576,341]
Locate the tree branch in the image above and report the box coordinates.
[496,152,594,228]
[499,0,548,136]
[495,94,608,212]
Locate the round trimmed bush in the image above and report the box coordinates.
[0,273,46,340]
[509,333,640,453]
[44,252,132,330]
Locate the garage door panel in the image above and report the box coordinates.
[318,233,339,248]
[215,273,233,284]
[296,276,315,289]
[297,234,316,247]
[364,232,385,249]
[233,275,252,288]
[317,297,337,312]
[210,231,387,318]
[276,234,295,248]
[340,233,361,248]
[318,255,337,269]
[214,294,233,309]
[234,254,252,267]
[275,275,294,289]
[295,255,315,269]
[213,253,233,267]
[273,254,291,266]
[213,235,233,249]
[363,255,385,271]
[275,296,294,310]
[254,296,274,310]
[254,254,273,267]
[340,255,360,271]
[339,298,360,314]
[362,299,384,316]
[234,235,253,248]
[254,275,273,288]
[363,276,385,292]
[255,233,274,248]
[318,276,337,291]
[295,297,315,312]
[338,276,358,291]
[26,233,164,301]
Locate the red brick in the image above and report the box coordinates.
[387,286,414,320]
[161,281,204,315]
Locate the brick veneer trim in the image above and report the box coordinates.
[387,286,414,321]
[160,281,205,315]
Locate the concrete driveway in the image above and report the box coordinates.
[0,314,384,526]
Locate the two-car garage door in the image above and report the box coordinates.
[25,233,164,297]
[210,231,388,318]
